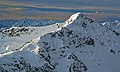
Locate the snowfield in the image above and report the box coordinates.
[0,12,120,72]
[0,23,64,53]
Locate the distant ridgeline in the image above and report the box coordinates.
[0,18,62,28]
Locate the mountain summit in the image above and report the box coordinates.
[64,12,94,27]
[0,13,120,72]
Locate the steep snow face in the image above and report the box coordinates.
[64,12,81,26]
[0,13,120,72]
[64,12,94,27]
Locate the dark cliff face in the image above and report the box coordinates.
[0,12,120,72]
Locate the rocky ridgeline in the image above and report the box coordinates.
[0,27,34,38]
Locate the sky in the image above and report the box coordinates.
[1,0,120,7]
[0,0,120,21]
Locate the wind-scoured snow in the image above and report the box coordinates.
[0,12,120,72]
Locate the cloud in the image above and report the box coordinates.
[7,8,24,11]
[0,0,120,8]
[7,0,120,7]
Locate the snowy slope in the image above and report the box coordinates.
[0,23,64,53]
[0,12,120,72]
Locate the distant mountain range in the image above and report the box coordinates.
[0,18,62,28]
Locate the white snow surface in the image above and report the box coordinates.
[0,23,64,53]
[0,12,120,72]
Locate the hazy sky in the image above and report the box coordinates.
[0,0,120,21]
[1,0,120,7]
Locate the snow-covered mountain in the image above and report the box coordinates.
[0,12,120,72]
[0,18,60,28]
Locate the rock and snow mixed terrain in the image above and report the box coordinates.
[0,23,63,53]
[0,12,120,72]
